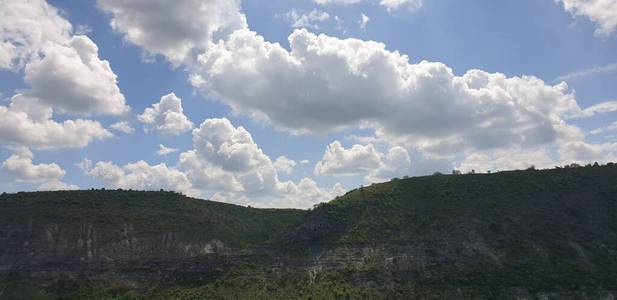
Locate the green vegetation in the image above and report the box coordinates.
[1,164,617,299]
[0,190,305,249]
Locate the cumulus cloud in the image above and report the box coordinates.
[284,9,330,29]
[110,121,135,134]
[273,156,297,175]
[365,146,412,182]
[24,35,130,116]
[189,118,270,172]
[37,180,79,191]
[1,147,77,190]
[558,140,617,164]
[0,0,127,150]
[457,148,554,173]
[138,93,193,136]
[456,138,617,173]
[1,1,129,116]
[180,118,345,207]
[2,148,65,182]
[96,0,247,65]
[82,117,344,208]
[96,0,586,163]
[315,140,411,182]
[0,95,112,150]
[80,159,194,193]
[558,0,617,36]
[315,141,382,176]
[0,0,71,70]
[192,28,582,159]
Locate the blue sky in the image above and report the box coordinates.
[1,0,616,208]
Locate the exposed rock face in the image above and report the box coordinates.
[1,165,617,299]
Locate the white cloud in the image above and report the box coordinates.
[138,93,193,136]
[110,121,135,134]
[157,144,178,156]
[80,159,194,193]
[457,138,617,173]
[300,159,310,164]
[558,140,617,164]
[314,0,422,10]
[589,121,617,135]
[284,9,330,29]
[96,0,247,65]
[2,148,65,182]
[38,180,79,191]
[457,148,555,173]
[579,100,617,117]
[314,140,411,182]
[180,118,345,208]
[1,147,78,191]
[0,0,72,70]
[556,62,617,82]
[24,35,129,116]
[379,0,423,11]
[558,0,617,36]
[359,13,370,30]
[365,146,412,182]
[274,156,297,175]
[314,0,362,5]
[83,117,344,208]
[2,1,129,116]
[190,118,270,172]
[315,141,382,176]
[0,94,112,150]
[74,24,93,35]
[1,0,127,150]
[192,28,582,159]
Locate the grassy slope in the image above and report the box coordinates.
[291,165,617,244]
[281,165,617,294]
[2,165,617,299]
[0,190,305,249]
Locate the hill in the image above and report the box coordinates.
[1,164,617,299]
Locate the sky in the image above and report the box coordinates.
[1,0,616,208]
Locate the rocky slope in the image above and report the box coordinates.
[1,165,617,299]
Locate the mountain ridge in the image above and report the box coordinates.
[2,164,617,299]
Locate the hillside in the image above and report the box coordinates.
[1,165,617,299]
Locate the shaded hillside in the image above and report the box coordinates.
[1,165,617,299]
[280,164,617,297]
[0,190,305,265]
